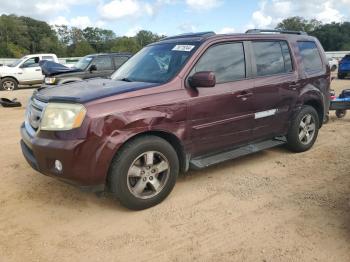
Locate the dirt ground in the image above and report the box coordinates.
[0,81,350,262]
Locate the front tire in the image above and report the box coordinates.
[108,136,179,210]
[1,77,18,91]
[287,106,319,152]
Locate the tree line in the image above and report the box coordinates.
[0,14,164,58]
[0,14,349,58]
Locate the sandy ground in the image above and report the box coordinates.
[0,81,350,262]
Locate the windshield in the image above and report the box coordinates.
[8,56,27,67]
[74,56,93,70]
[111,42,199,83]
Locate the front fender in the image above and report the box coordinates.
[85,102,189,183]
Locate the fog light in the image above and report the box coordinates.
[55,160,63,172]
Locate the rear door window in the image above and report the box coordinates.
[252,41,292,76]
[190,42,246,83]
[297,41,323,73]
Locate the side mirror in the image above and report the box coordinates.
[189,71,216,88]
[89,64,97,72]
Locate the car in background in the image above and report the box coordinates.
[43,53,132,86]
[338,54,350,79]
[328,57,338,71]
[0,54,59,90]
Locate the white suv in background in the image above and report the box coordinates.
[0,54,59,91]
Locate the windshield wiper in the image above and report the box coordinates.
[118,77,133,82]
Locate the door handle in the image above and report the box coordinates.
[236,91,253,99]
[289,81,300,90]
[35,69,41,71]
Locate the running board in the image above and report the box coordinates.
[189,138,286,170]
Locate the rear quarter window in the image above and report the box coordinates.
[297,41,323,73]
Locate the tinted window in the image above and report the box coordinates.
[191,43,246,83]
[93,56,113,70]
[280,42,293,72]
[113,56,129,68]
[297,41,323,73]
[252,41,286,76]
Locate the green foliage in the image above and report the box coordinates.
[276,17,350,51]
[276,16,321,33]
[1,14,350,58]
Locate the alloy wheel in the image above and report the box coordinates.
[298,114,316,145]
[2,80,15,91]
[127,151,170,199]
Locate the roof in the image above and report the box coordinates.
[155,29,314,45]
[86,52,133,57]
[25,54,57,57]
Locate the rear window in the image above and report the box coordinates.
[42,56,55,61]
[297,41,323,73]
[252,41,292,77]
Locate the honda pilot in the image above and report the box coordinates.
[20,30,330,210]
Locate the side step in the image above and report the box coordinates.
[189,138,286,170]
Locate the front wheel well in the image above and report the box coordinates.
[304,100,324,127]
[113,131,188,174]
[1,76,19,83]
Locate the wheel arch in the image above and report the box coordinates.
[303,98,324,127]
[109,130,188,177]
[1,76,19,83]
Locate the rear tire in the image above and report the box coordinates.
[1,77,18,91]
[108,136,179,210]
[335,109,346,118]
[287,106,319,153]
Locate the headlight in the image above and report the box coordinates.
[45,77,56,84]
[41,103,86,131]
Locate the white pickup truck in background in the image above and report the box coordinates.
[0,54,59,91]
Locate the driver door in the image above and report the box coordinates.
[188,42,255,157]
[19,57,43,84]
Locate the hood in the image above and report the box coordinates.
[35,78,158,103]
[0,65,17,75]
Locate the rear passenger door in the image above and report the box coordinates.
[188,42,255,156]
[250,40,299,140]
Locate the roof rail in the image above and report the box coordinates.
[245,29,308,35]
[160,31,216,41]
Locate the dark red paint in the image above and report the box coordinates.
[20,33,330,189]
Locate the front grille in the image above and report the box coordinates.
[25,97,47,136]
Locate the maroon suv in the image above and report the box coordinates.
[21,30,330,210]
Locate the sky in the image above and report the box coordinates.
[0,0,350,36]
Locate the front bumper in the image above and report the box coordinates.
[20,123,107,192]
